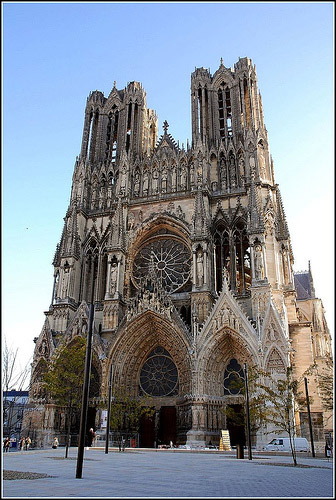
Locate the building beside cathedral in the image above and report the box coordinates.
[24,57,333,450]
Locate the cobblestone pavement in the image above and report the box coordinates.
[2,447,334,498]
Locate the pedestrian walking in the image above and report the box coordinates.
[18,436,25,451]
[88,428,96,447]
[325,441,332,461]
[25,436,31,450]
[121,436,126,452]
[3,437,11,452]
[52,437,59,449]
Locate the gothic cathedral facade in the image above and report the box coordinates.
[25,57,333,450]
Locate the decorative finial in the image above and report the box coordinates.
[163,120,169,135]
[220,57,223,66]
[113,80,116,88]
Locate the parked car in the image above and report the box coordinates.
[264,437,309,452]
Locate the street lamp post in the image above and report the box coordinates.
[244,363,252,460]
[304,377,315,458]
[76,268,95,479]
[105,364,113,454]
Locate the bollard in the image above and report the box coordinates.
[236,443,244,459]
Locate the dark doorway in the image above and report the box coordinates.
[226,404,246,447]
[158,406,177,446]
[139,413,155,448]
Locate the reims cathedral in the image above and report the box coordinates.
[25,57,332,450]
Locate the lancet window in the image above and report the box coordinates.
[88,110,99,163]
[214,219,251,295]
[105,106,119,165]
[126,101,139,153]
[80,239,99,303]
[218,82,232,139]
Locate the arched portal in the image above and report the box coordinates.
[196,325,259,446]
[109,311,192,446]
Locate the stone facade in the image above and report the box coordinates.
[23,57,333,450]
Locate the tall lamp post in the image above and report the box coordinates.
[304,377,315,458]
[244,363,252,460]
[76,269,95,479]
[105,364,113,454]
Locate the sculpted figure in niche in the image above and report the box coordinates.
[197,162,203,185]
[110,261,118,295]
[171,166,177,191]
[229,155,236,188]
[190,163,195,187]
[196,250,204,287]
[220,158,227,190]
[91,182,98,208]
[152,168,159,193]
[176,205,185,220]
[249,155,256,176]
[133,171,140,196]
[143,170,149,195]
[259,150,266,179]
[161,168,168,193]
[120,166,127,194]
[180,166,187,190]
[238,156,245,184]
[128,212,135,230]
[61,271,69,297]
[254,244,264,280]
[39,339,48,356]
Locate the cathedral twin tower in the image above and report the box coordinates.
[27,57,332,449]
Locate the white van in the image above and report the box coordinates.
[264,437,309,452]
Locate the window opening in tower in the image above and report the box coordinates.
[126,102,132,153]
[218,88,225,139]
[225,88,232,136]
[197,87,202,139]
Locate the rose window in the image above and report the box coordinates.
[139,347,179,397]
[224,358,244,395]
[132,237,191,294]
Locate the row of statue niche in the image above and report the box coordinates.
[222,244,264,286]
[126,288,173,320]
[88,173,117,209]
[218,155,245,191]
[132,164,190,197]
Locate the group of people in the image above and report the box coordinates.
[19,436,31,450]
[3,436,32,452]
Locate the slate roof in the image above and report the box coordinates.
[294,272,312,300]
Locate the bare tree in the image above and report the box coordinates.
[2,337,31,440]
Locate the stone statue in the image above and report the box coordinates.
[180,166,187,190]
[152,168,159,193]
[120,166,127,194]
[143,170,149,195]
[238,157,245,184]
[161,168,168,193]
[254,244,264,280]
[110,261,118,294]
[196,251,204,286]
[134,171,140,196]
[171,166,177,191]
[128,212,135,230]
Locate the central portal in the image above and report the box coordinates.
[158,406,177,446]
[139,406,177,447]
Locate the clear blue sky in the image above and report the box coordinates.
[2,2,334,378]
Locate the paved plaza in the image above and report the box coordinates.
[2,447,334,498]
